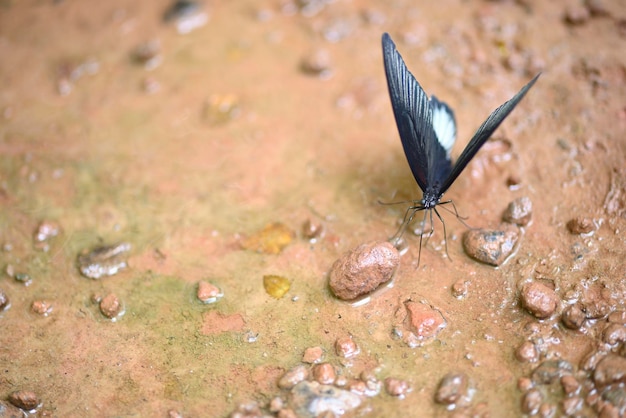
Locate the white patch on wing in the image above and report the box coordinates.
[431,99,456,155]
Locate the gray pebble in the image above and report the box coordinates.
[462,225,519,266]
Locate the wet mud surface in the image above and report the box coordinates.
[1,0,625,416]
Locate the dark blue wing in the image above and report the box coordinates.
[439,73,541,194]
[382,33,452,194]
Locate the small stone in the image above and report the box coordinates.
[515,341,538,363]
[532,360,574,384]
[538,403,556,418]
[580,283,613,319]
[335,336,359,358]
[564,4,591,25]
[346,379,368,396]
[312,363,336,385]
[562,396,583,415]
[278,365,309,390]
[8,390,39,411]
[560,375,580,395]
[451,280,468,298]
[599,403,619,418]
[502,197,533,226]
[31,300,53,316]
[404,301,446,340]
[521,389,543,415]
[562,304,585,329]
[99,293,123,319]
[0,289,10,311]
[328,241,399,301]
[302,346,324,364]
[608,311,626,324]
[300,49,333,79]
[602,323,626,345]
[77,243,131,280]
[196,281,223,304]
[240,223,294,255]
[163,0,208,34]
[462,225,519,266]
[434,372,469,405]
[384,377,410,397]
[517,377,533,392]
[566,217,595,234]
[33,220,61,251]
[277,408,297,418]
[520,282,560,319]
[263,275,291,299]
[230,401,262,418]
[168,410,183,418]
[301,219,324,241]
[131,39,162,70]
[269,397,284,413]
[0,400,25,416]
[594,354,626,387]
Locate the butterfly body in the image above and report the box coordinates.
[381,32,539,258]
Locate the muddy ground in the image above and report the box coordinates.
[0,0,625,417]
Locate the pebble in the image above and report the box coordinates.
[520,282,560,319]
[278,365,309,390]
[263,275,291,299]
[99,293,123,319]
[451,280,468,298]
[602,323,626,345]
[564,4,591,25]
[196,281,223,304]
[562,304,585,329]
[31,300,53,316]
[0,400,24,416]
[312,363,336,385]
[203,94,241,125]
[384,377,411,397]
[302,346,324,364]
[502,197,533,226]
[33,220,60,251]
[517,377,533,392]
[532,360,574,384]
[560,375,580,395]
[240,223,294,255]
[163,0,208,34]
[566,217,595,234]
[521,389,543,415]
[0,289,10,311]
[8,390,39,411]
[229,401,263,418]
[131,40,162,70]
[289,381,361,418]
[301,219,324,242]
[434,372,469,405]
[404,301,446,340]
[462,225,519,266]
[300,49,333,79]
[334,336,359,358]
[328,241,399,301]
[562,396,583,415]
[515,341,539,363]
[77,243,131,280]
[580,282,613,319]
[593,354,626,386]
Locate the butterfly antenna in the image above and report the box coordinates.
[378,198,412,206]
[434,207,452,261]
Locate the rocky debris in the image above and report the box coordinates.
[594,355,626,387]
[462,225,519,266]
[502,196,532,226]
[520,281,560,319]
[521,388,543,415]
[31,300,53,316]
[515,341,539,363]
[403,301,446,340]
[328,241,399,301]
[562,304,586,329]
[163,0,208,34]
[289,381,361,418]
[312,363,336,385]
[531,360,574,385]
[263,275,291,299]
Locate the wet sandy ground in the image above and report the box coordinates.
[1,0,625,416]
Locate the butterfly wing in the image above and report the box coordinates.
[382,33,453,194]
[439,73,541,195]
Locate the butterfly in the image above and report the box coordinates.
[381,32,540,262]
